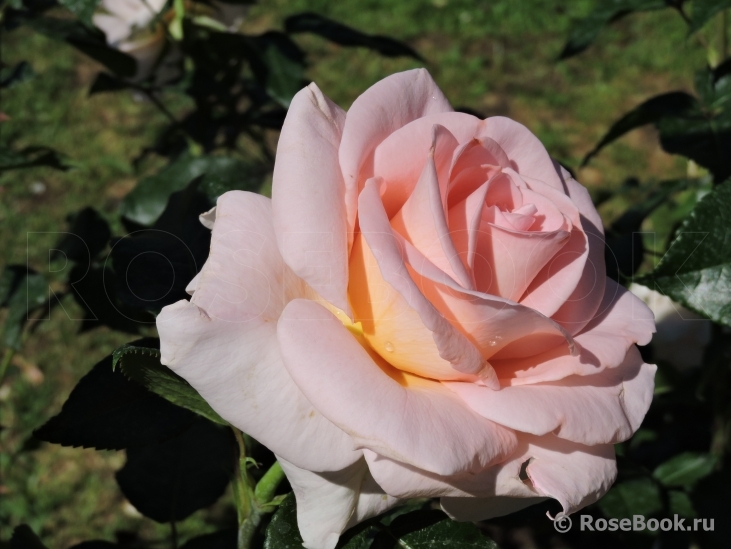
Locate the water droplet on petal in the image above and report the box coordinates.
[384,341,394,352]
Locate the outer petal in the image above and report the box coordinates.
[340,69,453,233]
[277,298,518,476]
[278,457,400,549]
[157,192,360,472]
[441,435,617,519]
[521,435,617,515]
[497,278,655,385]
[366,433,616,518]
[272,83,351,314]
[446,346,656,445]
[356,178,496,382]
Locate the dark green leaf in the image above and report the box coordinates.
[180,529,237,549]
[582,92,696,165]
[34,355,196,450]
[689,0,731,33]
[246,31,306,108]
[0,60,35,89]
[113,339,227,425]
[656,108,731,183]
[67,264,149,334]
[115,417,234,523]
[24,17,136,77]
[265,495,499,549]
[88,72,130,95]
[598,477,663,518]
[559,0,671,59]
[285,12,422,61]
[653,452,717,488]
[120,155,263,226]
[9,525,48,549]
[1,267,49,350]
[261,38,305,107]
[668,490,696,517]
[637,180,731,325]
[54,207,111,263]
[58,0,100,25]
[0,144,68,172]
[113,179,211,312]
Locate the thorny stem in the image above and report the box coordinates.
[232,429,285,549]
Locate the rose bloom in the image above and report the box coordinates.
[157,70,656,549]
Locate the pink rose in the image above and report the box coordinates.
[157,69,656,549]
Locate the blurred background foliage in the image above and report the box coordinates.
[1,0,731,548]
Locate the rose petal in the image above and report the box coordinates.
[355,178,495,381]
[272,83,351,313]
[548,168,608,333]
[340,69,453,230]
[278,457,399,549]
[278,298,518,476]
[366,432,615,519]
[157,192,360,472]
[496,279,655,385]
[374,112,477,217]
[392,232,577,360]
[446,345,656,445]
[475,117,564,191]
[93,14,132,45]
[390,125,473,289]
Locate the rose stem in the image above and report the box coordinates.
[232,428,286,549]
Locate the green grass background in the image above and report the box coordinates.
[0,0,719,546]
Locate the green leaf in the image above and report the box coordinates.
[668,490,696,517]
[113,339,228,425]
[689,0,731,33]
[582,92,696,166]
[1,267,49,350]
[586,67,731,181]
[34,355,197,450]
[637,180,731,325]
[265,495,500,549]
[120,154,264,226]
[598,477,663,518]
[559,0,670,59]
[0,61,35,89]
[115,417,234,523]
[9,525,48,549]
[284,12,423,61]
[262,39,305,108]
[58,0,101,26]
[653,452,717,488]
